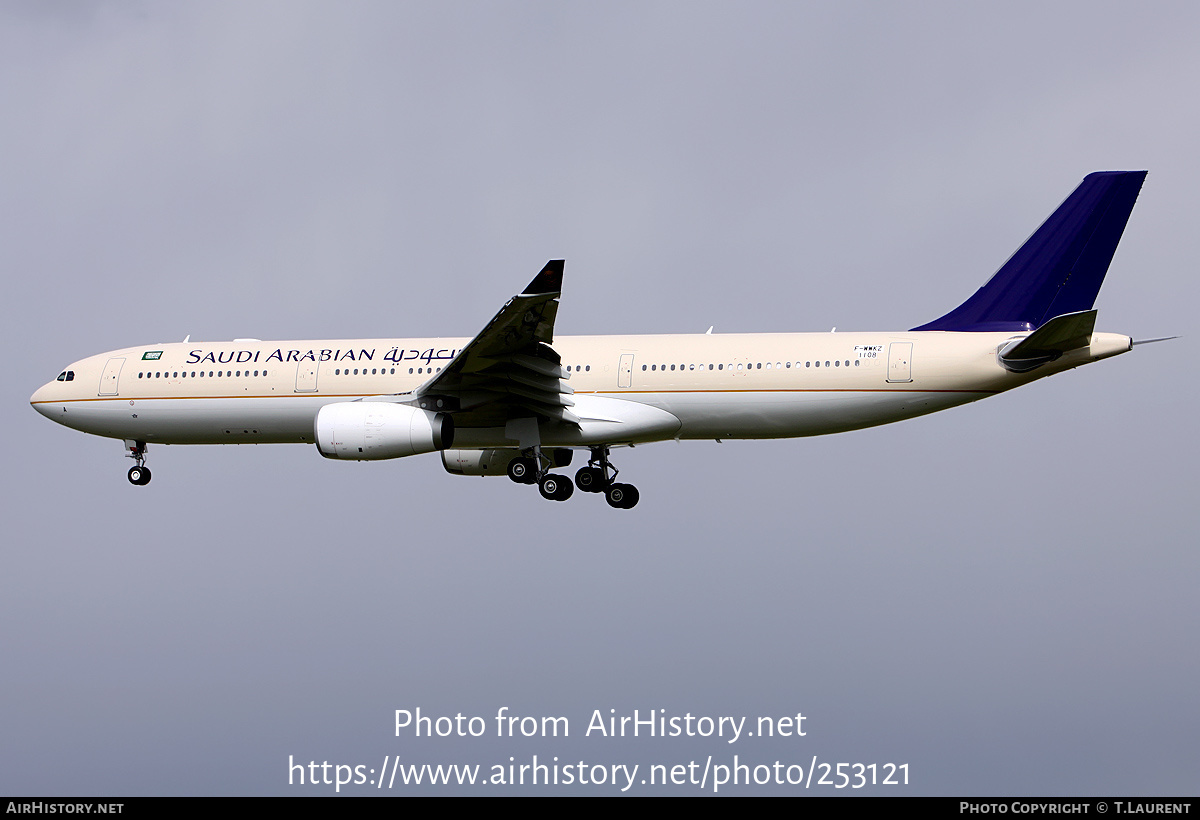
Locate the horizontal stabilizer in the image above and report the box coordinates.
[998,310,1096,372]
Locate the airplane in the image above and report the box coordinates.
[31,171,1152,509]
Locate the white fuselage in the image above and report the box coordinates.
[29,330,1132,450]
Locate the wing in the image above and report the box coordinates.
[406,260,578,427]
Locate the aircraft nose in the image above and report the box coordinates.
[30,383,57,419]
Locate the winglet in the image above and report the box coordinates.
[522,260,564,295]
[913,171,1147,332]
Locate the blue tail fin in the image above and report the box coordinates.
[912,171,1147,332]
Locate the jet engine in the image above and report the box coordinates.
[315,402,453,460]
[442,447,573,476]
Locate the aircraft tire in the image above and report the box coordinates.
[539,474,572,501]
[606,483,638,509]
[508,456,536,484]
[128,466,151,486]
[575,466,605,492]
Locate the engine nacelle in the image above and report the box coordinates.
[315,402,453,460]
[442,448,518,476]
[441,447,573,477]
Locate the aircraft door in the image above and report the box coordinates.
[887,342,913,383]
[99,357,125,396]
[618,354,634,388]
[295,363,319,392]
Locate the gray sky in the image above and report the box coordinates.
[2,1,1196,795]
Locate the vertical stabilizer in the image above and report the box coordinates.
[912,171,1146,332]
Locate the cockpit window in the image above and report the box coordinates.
[57,372,66,381]
[55,371,75,382]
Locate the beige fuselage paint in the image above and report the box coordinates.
[30,330,1132,449]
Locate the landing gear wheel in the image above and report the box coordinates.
[605,482,639,509]
[575,466,606,493]
[127,466,151,486]
[507,456,537,484]
[539,473,574,501]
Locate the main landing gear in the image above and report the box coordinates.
[574,445,639,509]
[124,440,151,486]
[506,451,574,501]
[506,445,639,508]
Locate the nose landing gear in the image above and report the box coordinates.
[124,440,151,485]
